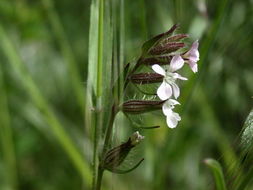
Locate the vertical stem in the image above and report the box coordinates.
[96,166,104,190]
[92,0,104,188]
[94,104,118,190]
[91,112,98,190]
[102,104,118,155]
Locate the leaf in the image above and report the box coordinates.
[241,108,253,151]
[86,0,114,188]
[235,108,253,190]
[236,165,253,190]
[204,158,227,190]
[107,158,144,174]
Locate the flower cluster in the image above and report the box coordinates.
[152,41,199,128]
[101,24,199,176]
[123,24,200,129]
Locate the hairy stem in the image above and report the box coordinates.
[94,103,118,190]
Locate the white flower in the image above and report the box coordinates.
[152,55,187,100]
[183,40,200,73]
[130,131,145,145]
[162,99,181,128]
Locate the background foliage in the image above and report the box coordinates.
[0,0,253,189]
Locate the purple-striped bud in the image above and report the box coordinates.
[141,24,179,56]
[149,42,185,55]
[160,34,189,45]
[101,131,144,171]
[122,100,164,114]
[129,73,163,84]
[141,24,188,57]
[140,56,172,66]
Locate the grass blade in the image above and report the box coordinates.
[236,166,253,190]
[42,0,85,114]
[87,0,113,188]
[204,158,227,190]
[86,0,100,188]
[0,60,18,190]
[0,24,92,187]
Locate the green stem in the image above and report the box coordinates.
[92,0,104,188]
[92,112,98,190]
[102,104,118,156]
[94,103,118,190]
[96,166,104,190]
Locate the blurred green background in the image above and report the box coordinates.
[0,0,253,189]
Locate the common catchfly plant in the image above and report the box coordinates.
[90,24,200,190]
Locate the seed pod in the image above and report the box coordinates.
[122,100,164,114]
[101,131,144,171]
[129,73,163,84]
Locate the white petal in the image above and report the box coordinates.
[162,104,171,116]
[162,99,180,115]
[189,51,199,62]
[167,99,180,106]
[157,82,172,100]
[166,111,181,128]
[188,61,198,73]
[172,112,181,121]
[171,83,180,99]
[166,114,178,128]
[192,40,199,51]
[174,73,188,80]
[170,55,184,72]
[185,41,200,62]
[152,64,165,76]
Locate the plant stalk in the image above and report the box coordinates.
[94,103,118,190]
[95,166,104,190]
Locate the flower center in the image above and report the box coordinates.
[164,71,176,84]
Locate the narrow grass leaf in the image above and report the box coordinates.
[0,61,18,190]
[0,25,92,186]
[204,158,227,190]
[86,0,112,188]
[42,0,85,114]
[236,165,253,190]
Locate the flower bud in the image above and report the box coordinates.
[101,131,144,171]
[129,73,163,84]
[141,24,179,56]
[149,42,185,55]
[140,56,172,66]
[160,34,189,45]
[122,100,165,114]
